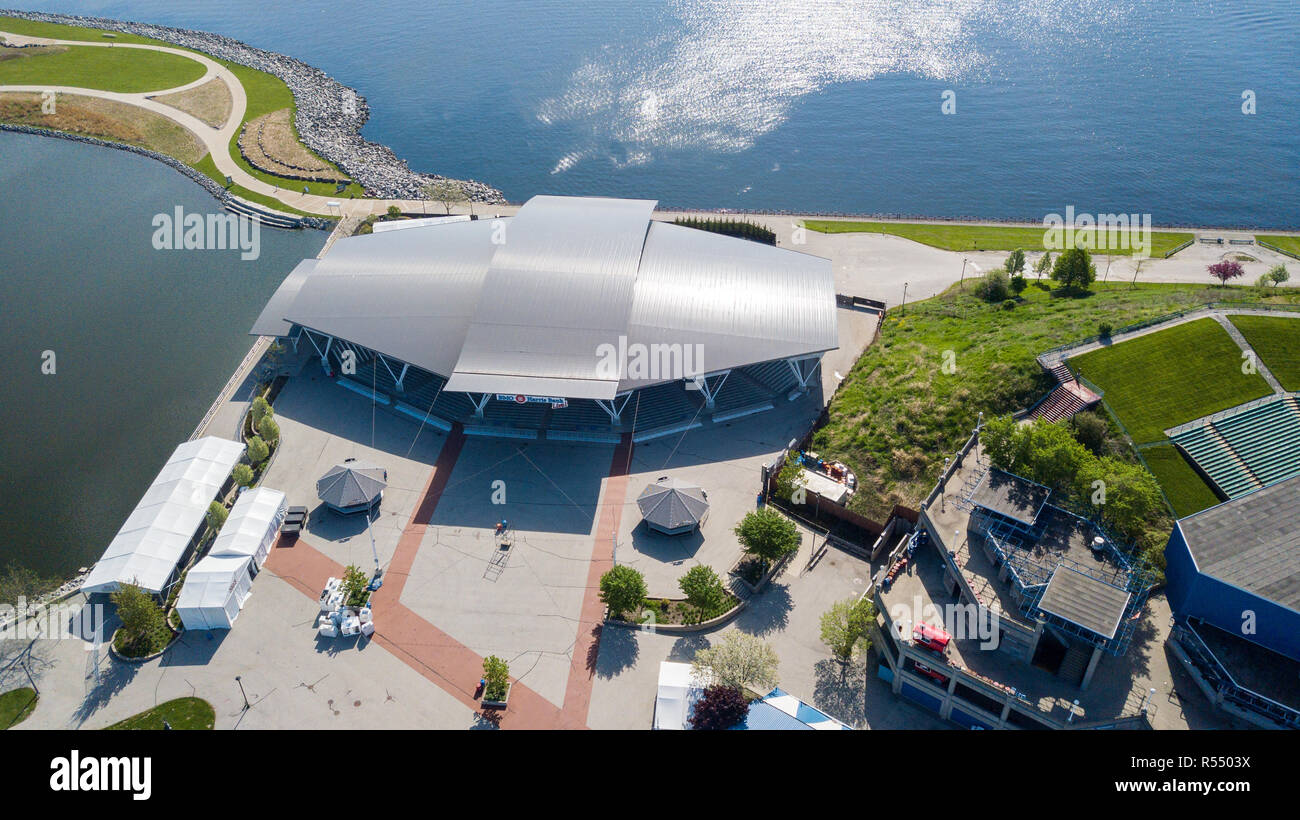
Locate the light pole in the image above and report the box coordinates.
[901,281,909,315]
[235,675,249,711]
[1067,698,1080,723]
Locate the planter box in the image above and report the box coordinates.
[481,682,512,709]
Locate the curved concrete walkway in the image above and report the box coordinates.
[0,29,416,218]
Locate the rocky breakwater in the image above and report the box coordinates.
[1,9,506,203]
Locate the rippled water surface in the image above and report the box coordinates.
[16,0,1299,224]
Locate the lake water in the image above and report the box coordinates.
[13,0,1300,226]
[1,1,1298,577]
[0,133,325,578]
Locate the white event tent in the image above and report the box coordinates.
[175,554,254,630]
[175,486,287,630]
[210,487,287,571]
[653,662,708,730]
[83,437,246,596]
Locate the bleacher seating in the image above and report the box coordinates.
[1172,425,1257,497]
[1211,398,1300,489]
[711,371,772,415]
[1172,395,1300,497]
[625,382,700,431]
[741,360,799,394]
[548,399,615,431]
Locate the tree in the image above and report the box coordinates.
[205,501,228,532]
[257,414,280,446]
[1267,263,1290,289]
[773,451,802,503]
[1010,274,1027,295]
[734,507,800,568]
[820,597,876,669]
[246,435,269,465]
[1069,411,1109,456]
[1051,247,1097,292]
[111,583,170,655]
[250,396,271,427]
[1034,250,1052,278]
[974,269,1010,303]
[688,685,749,730]
[1207,259,1245,286]
[482,655,510,701]
[692,631,779,691]
[1076,456,1165,545]
[424,179,467,215]
[678,565,727,621]
[599,565,647,619]
[1004,247,1026,275]
[341,564,369,607]
[232,463,255,488]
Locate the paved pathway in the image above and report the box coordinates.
[1212,313,1286,393]
[0,29,429,218]
[263,426,637,728]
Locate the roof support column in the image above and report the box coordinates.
[470,392,491,419]
[689,370,730,410]
[303,329,335,375]
[376,354,404,391]
[595,392,633,426]
[786,355,822,392]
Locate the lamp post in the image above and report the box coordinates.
[941,457,950,512]
[901,281,909,315]
[235,675,250,711]
[1067,699,1080,723]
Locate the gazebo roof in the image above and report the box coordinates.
[637,477,709,531]
[316,459,386,509]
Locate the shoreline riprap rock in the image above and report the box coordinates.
[0,8,507,203]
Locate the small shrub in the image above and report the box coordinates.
[341,564,370,607]
[246,435,269,465]
[250,396,271,427]
[1010,274,1027,295]
[689,685,750,730]
[205,501,228,532]
[231,464,255,488]
[1002,299,1016,311]
[1098,321,1114,338]
[257,415,280,446]
[482,655,510,701]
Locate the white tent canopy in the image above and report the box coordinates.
[210,487,287,570]
[654,661,708,730]
[175,554,253,630]
[83,437,246,595]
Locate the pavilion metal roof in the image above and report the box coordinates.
[1178,474,1300,613]
[252,195,837,400]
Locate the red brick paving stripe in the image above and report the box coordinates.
[265,424,575,728]
[560,433,634,726]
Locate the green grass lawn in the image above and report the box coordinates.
[812,283,1299,522]
[0,16,165,46]
[1140,444,1222,518]
[106,697,215,730]
[1256,235,1300,259]
[0,687,38,729]
[0,45,206,92]
[1,15,361,205]
[1230,315,1300,391]
[1070,318,1272,444]
[803,219,1192,258]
